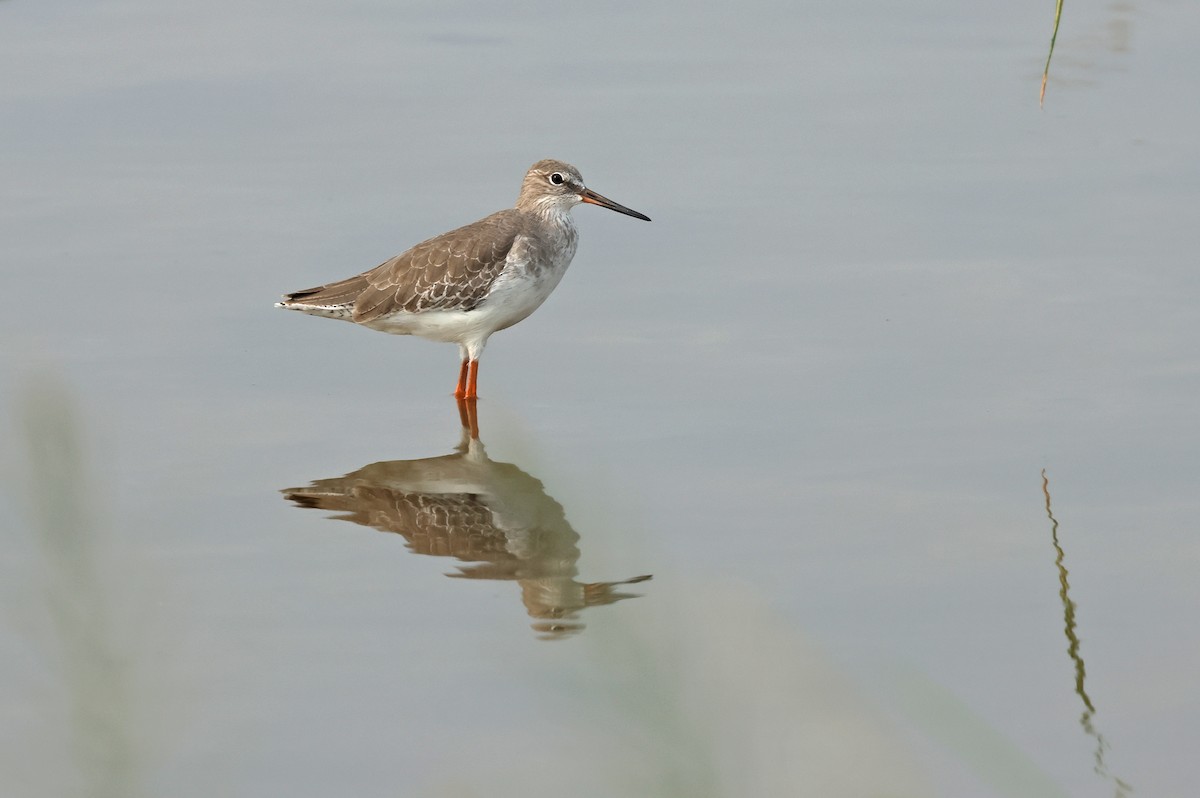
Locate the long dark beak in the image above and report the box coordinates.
[580,188,651,221]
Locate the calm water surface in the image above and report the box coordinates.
[2,1,1197,796]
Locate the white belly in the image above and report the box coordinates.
[362,264,568,353]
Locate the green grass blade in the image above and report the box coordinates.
[1041,0,1065,106]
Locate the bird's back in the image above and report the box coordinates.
[279,209,529,322]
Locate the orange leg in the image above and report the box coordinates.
[456,395,470,428]
[456,395,480,439]
[455,395,480,438]
[454,360,470,398]
[465,360,480,399]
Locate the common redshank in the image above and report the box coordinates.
[276,159,650,398]
[281,400,652,638]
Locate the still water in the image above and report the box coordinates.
[2,0,1197,796]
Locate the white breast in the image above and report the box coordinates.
[360,225,579,356]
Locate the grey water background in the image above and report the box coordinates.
[2,0,1197,795]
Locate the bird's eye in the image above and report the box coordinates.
[549,172,565,185]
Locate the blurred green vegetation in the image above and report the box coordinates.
[7,376,145,798]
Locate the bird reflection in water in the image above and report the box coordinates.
[282,399,651,639]
[1042,469,1132,797]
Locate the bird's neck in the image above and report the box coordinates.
[527,201,578,237]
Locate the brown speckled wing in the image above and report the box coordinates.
[281,272,370,309]
[283,483,514,562]
[351,210,523,323]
